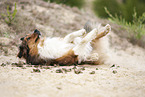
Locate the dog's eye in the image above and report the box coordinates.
[27,37,31,41]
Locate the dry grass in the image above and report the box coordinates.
[0,0,35,37]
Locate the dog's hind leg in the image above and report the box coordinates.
[73,28,98,63]
[94,24,111,40]
[91,24,111,65]
[63,29,86,43]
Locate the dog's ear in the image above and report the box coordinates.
[20,37,24,41]
[34,29,41,35]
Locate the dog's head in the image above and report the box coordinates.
[17,29,41,61]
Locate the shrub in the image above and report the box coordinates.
[105,7,145,47]
[93,0,121,18]
[1,3,17,26]
[93,0,145,23]
[94,0,145,47]
[122,0,145,23]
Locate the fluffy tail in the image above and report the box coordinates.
[84,21,101,33]
[84,21,93,33]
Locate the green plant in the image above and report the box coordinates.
[105,7,145,39]
[131,11,145,39]
[1,3,17,25]
[122,0,145,23]
[93,0,121,18]
[93,0,145,23]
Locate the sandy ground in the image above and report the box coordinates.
[0,1,145,97]
[0,32,145,97]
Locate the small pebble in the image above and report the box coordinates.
[80,67,85,70]
[74,69,82,74]
[110,64,115,68]
[1,63,6,67]
[117,66,120,68]
[56,69,63,73]
[11,63,17,66]
[62,68,67,71]
[113,70,117,74]
[57,87,62,90]
[72,66,77,69]
[21,67,26,69]
[67,68,72,72]
[26,65,32,67]
[11,62,23,67]
[42,66,51,69]
[62,68,71,73]
[32,68,41,73]
[90,71,95,74]
[34,65,39,68]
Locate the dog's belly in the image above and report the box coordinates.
[37,37,74,60]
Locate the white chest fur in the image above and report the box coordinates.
[37,37,74,60]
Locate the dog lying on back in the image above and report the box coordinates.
[17,23,111,65]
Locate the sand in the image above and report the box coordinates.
[0,32,145,97]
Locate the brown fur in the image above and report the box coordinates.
[54,50,78,66]
[26,33,40,56]
[18,32,47,65]
[39,38,45,47]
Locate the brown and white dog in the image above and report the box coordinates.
[17,23,111,66]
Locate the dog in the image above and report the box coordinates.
[17,23,111,65]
